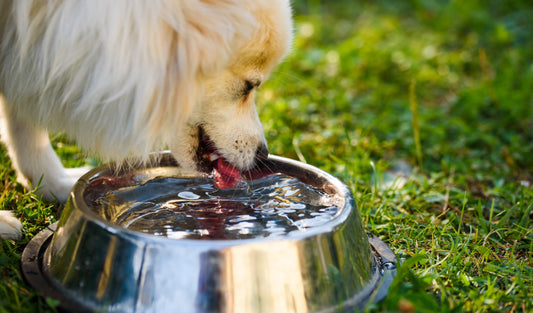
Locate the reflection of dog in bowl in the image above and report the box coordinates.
[0,0,293,239]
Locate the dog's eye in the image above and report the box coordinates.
[242,79,261,96]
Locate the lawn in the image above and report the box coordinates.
[1,0,532,312]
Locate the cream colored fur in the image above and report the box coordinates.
[0,0,292,239]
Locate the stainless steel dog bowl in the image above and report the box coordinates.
[22,153,396,313]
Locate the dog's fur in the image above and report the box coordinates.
[0,0,292,239]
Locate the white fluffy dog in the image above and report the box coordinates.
[0,0,293,239]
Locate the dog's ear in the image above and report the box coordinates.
[147,1,256,136]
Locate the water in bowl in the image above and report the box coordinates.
[85,173,341,240]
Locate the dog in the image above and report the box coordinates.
[0,0,293,239]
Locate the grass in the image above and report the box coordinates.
[1,0,532,312]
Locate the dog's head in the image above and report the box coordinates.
[166,0,293,184]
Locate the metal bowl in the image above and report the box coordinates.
[22,153,396,313]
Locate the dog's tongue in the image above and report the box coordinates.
[213,158,242,189]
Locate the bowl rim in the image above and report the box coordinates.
[70,152,356,247]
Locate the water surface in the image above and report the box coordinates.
[86,173,340,240]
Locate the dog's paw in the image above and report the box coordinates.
[36,166,92,203]
[0,211,23,240]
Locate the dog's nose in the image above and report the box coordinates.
[255,143,269,161]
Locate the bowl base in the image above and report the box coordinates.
[22,222,396,313]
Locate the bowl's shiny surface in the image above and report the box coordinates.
[23,153,396,313]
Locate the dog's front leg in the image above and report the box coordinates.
[0,102,84,203]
